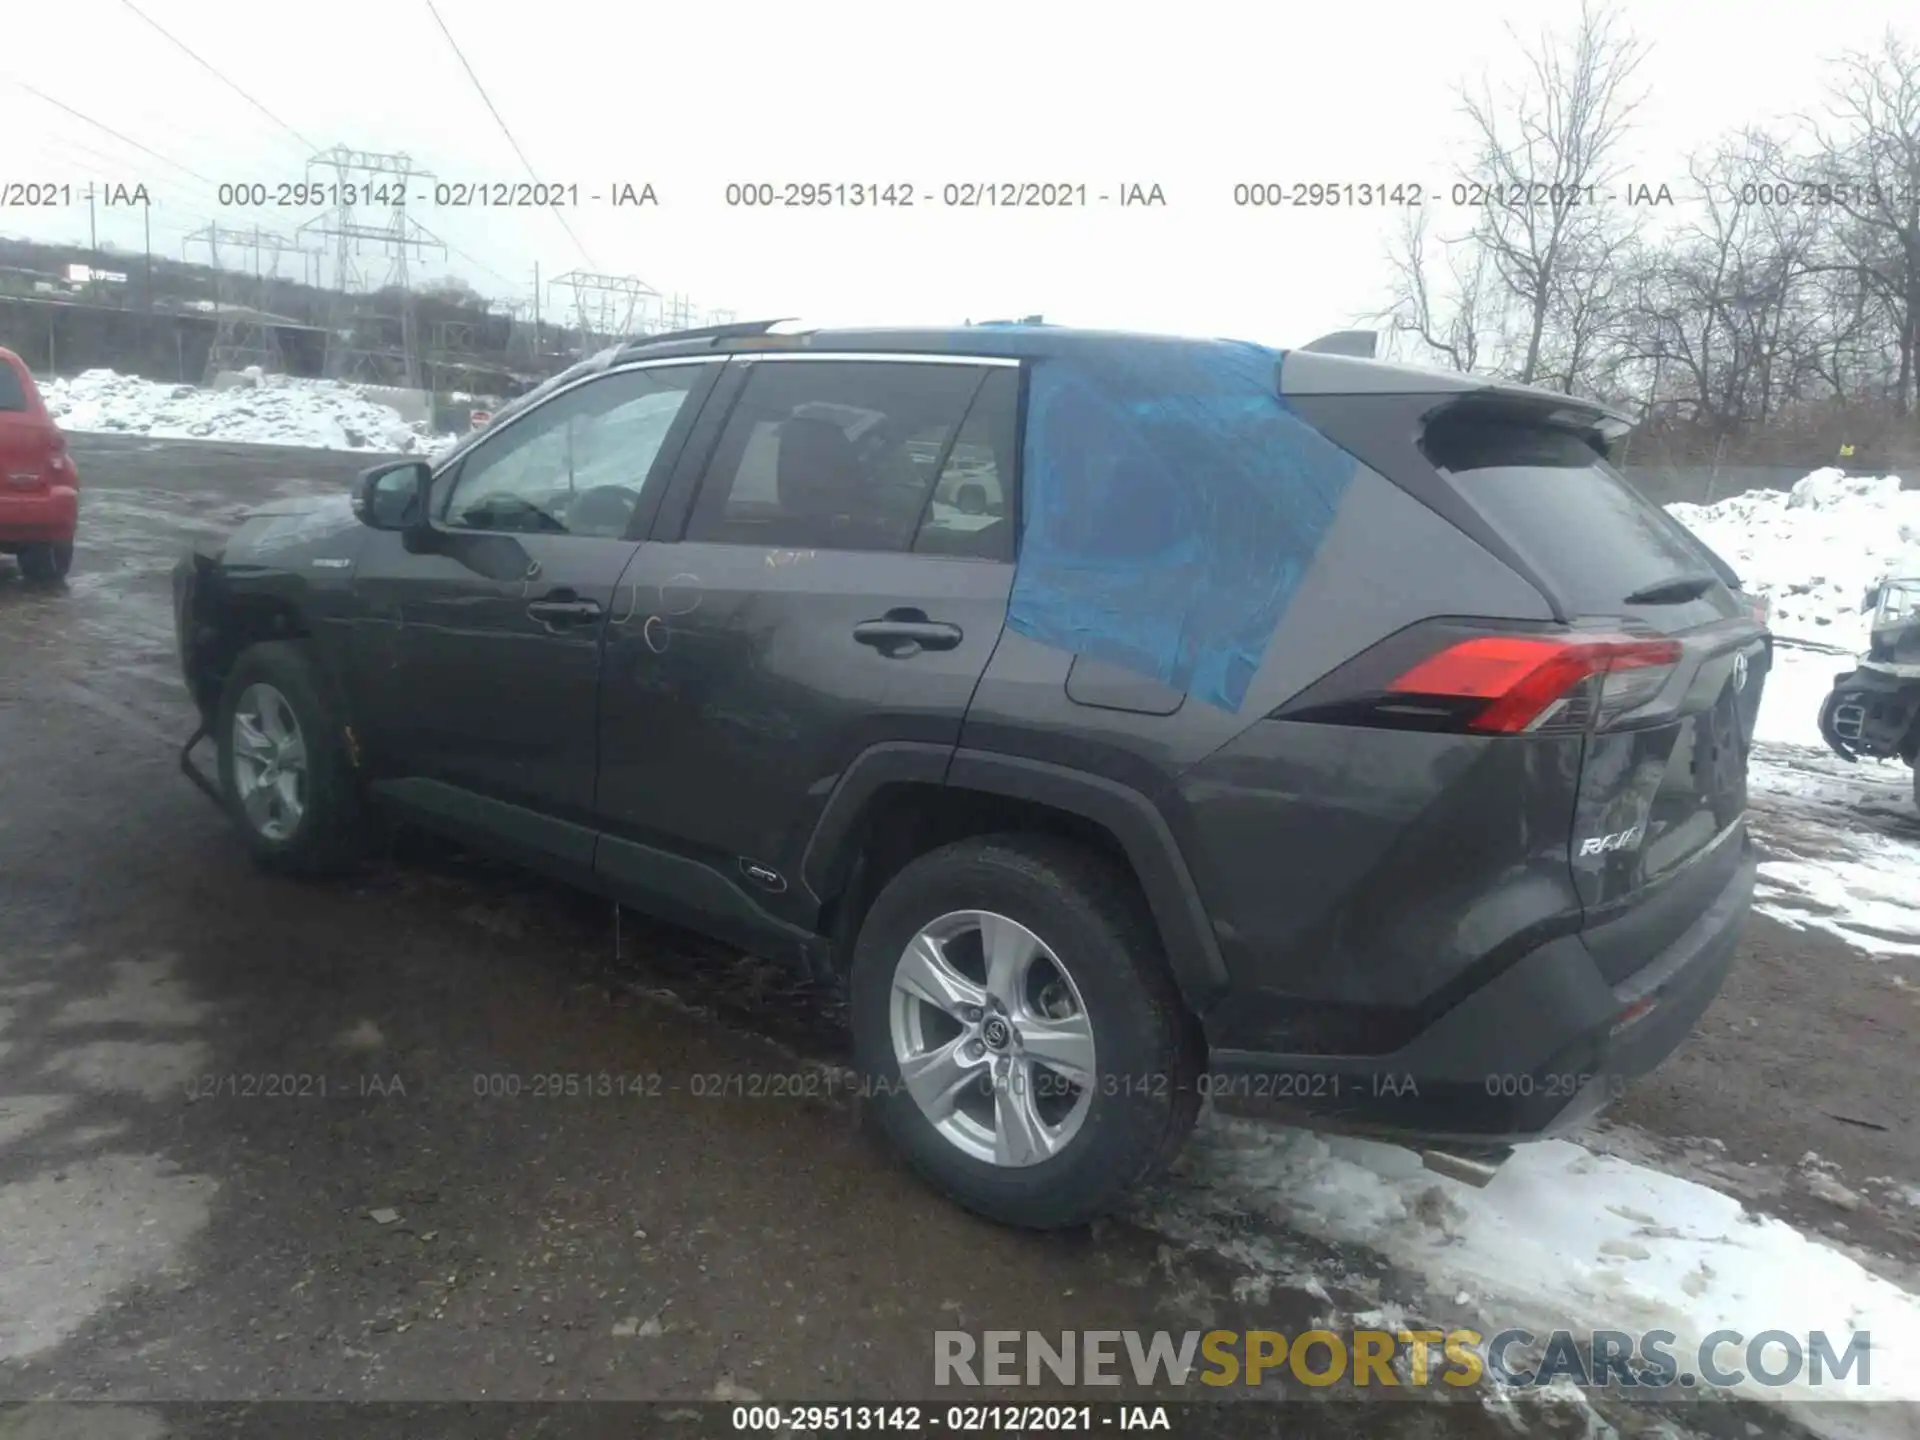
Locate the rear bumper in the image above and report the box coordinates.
[1208,836,1754,1145]
[0,485,78,543]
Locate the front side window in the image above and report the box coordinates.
[441,364,702,537]
[685,360,997,553]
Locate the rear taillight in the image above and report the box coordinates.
[1390,634,1680,734]
[1271,621,1681,736]
[46,432,73,479]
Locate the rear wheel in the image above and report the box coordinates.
[214,641,366,876]
[849,835,1201,1229]
[17,541,72,584]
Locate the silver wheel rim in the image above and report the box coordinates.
[230,682,308,842]
[888,909,1097,1167]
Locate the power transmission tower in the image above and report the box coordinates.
[655,292,696,334]
[498,298,538,372]
[548,270,659,351]
[296,147,447,387]
[426,317,485,395]
[181,223,311,382]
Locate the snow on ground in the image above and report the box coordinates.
[1667,468,1920,957]
[1153,1116,1920,1425]
[42,368,459,455]
[1744,739,1920,959]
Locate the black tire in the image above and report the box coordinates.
[214,640,366,876]
[849,834,1202,1229]
[18,541,73,584]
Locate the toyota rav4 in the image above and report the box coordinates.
[172,321,1763,1227]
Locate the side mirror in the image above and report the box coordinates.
[352,460,434,544]
[1862,584,1883,614]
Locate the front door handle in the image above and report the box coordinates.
[526,591,603,628]
[853,610,963,655]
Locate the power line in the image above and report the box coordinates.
[8,78,215,186]
[117,0,319,155]
[422,0,596,270]
[437,237,521,291]
[13,86,529,329]
[26,131,216,206]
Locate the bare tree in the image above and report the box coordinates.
[1621,132,1823,430]
[1372,207,1496,371]
[1805,32,1920,412]
[1460,0,1650,385]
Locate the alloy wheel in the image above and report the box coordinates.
[230,682,309,842]
[887,909,1097,1167]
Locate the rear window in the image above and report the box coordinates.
[0,363,28,412]
[1425,417,1731,619]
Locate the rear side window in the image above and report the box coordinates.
[913,367,1019,560]
[686,359,998,553]
[1425,417,1730,619]
[0,363,28,412]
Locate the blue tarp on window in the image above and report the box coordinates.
[1007,339,1356,713]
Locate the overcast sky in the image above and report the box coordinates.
[0,0,1906,346]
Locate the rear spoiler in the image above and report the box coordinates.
[1280,345,1635,443]
[1299,329,1379,358]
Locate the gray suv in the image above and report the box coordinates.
[174,320,1764,1227]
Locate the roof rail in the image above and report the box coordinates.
[1299,329,1378,358]
[620,318,802,353]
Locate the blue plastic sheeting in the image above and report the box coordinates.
[1006,339,1356,714]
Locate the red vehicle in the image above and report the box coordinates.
[0,347,78,582]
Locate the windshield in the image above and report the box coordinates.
[1876,579,1920,627]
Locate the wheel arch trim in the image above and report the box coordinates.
[801,743,1230,1013]
[191,575,358,743]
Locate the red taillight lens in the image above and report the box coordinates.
[1388,634,1680,734]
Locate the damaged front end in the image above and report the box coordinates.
[172,548,227,807]
[1818,577,1920,780]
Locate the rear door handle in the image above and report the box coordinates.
[853,611,963,654]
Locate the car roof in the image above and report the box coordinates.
[612,322,1635,433]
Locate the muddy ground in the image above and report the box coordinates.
[1,435,1914,1440]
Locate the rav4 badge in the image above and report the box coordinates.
[1579,824,1646,857]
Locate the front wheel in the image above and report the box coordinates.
[214,641,366,876]
[849,835,1201,1229]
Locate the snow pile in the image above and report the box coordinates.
[1668,469,1920,752]
[1669,468,1920,650]
[41,369,460,455]
[1664,469,1920,955]
[1155,1118,1920,1416]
